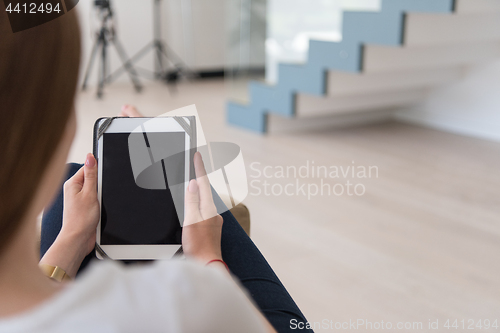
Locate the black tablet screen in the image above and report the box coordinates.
[100,132,183,245]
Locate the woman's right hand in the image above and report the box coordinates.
[182,152,224,265]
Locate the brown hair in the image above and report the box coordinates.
[0,6,81,253]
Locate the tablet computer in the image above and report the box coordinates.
[93,117,193,260]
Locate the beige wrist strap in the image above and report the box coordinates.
[39,264,72,282]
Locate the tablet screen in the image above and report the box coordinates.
[100,132,183,245]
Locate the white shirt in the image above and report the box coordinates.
[0,260,267,333]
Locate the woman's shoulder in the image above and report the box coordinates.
[82,258,225,288]
[83,259,236,301]
[68,260,266,332]
[0,260,266,333]
[72,259,237,309]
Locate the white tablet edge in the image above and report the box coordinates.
[96,117,190,260]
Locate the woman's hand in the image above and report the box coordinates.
[40,104,141,277]
[60,153,100,255]
[182,154,277,332]
[182,152,224,265]
[40,154,100,278]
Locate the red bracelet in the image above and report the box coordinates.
[206,259,230,272]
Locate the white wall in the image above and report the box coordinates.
[225,0,267,69]
[76,0,228,86]
[266,0,380,83]
[395,60,500,142]
[166,0,226,70]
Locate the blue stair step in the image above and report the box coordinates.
[227,0,456,133]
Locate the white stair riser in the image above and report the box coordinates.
[455,0,500,13]
[364,41,500,73]
[405,13,500,46]
[327,67,462,97]
[296,89,428,118]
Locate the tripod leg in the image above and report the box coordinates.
[112,39,143,93]
[97,39,106,99]
[153,0,165,78]
[158,41,197,79]
[82,37,101,91]
[155,41,166,79]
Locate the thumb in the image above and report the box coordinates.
[64,166,85,195]
[184,179,203,226]
[83,153,98,194]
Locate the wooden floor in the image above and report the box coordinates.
[73,79,500,332]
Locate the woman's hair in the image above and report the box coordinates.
[0,7,81,254]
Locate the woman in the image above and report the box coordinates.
[0,7,311,333]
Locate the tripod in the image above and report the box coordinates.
[81,2,142,98]
[108,0,195,86]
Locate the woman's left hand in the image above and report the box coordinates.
[41,105,143,278]
[40,153,100,278]
[60,153,100,255]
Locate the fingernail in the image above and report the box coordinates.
[188,179,198,192]
[121,104,128,111]
[85,153,96,167]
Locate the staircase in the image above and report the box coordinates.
[226,0,500,133]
